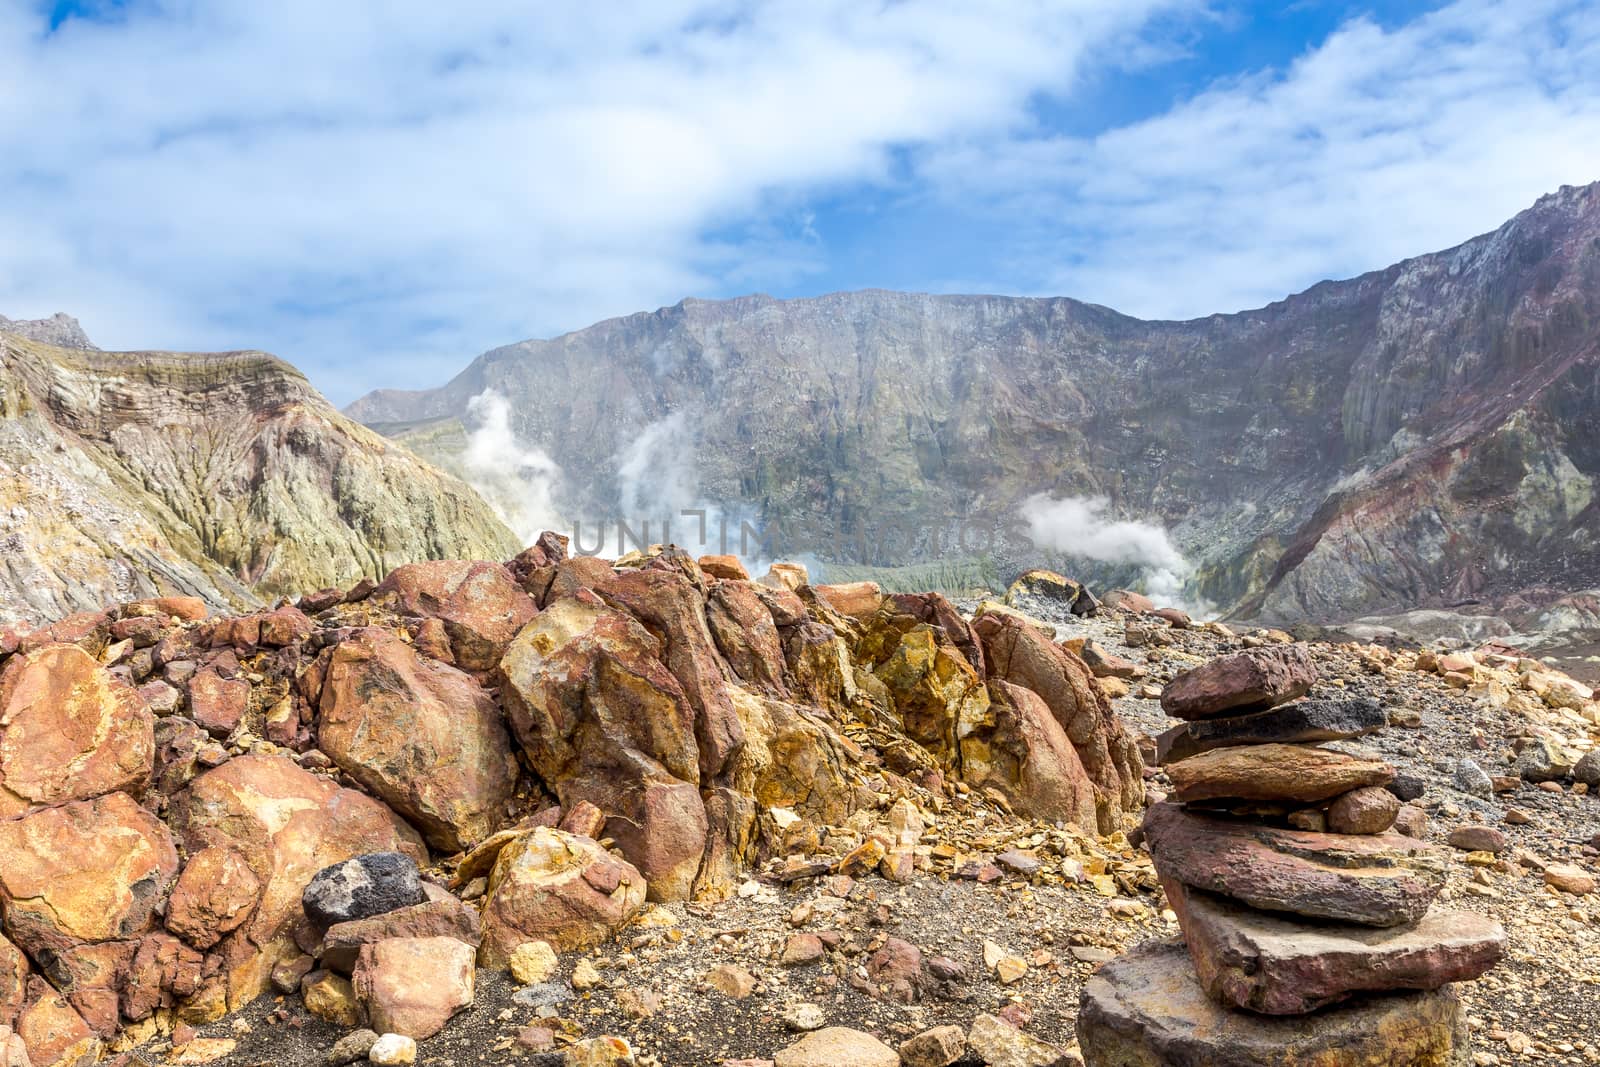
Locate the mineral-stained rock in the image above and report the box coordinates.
[121,932,204,1023]
[1143,802,1446,927]
[0,1025,28,1067]
[0,643,154,817]
[697,555,750,581]
[185,666,249,739]
[478,828,647,964]
[965,1013,1066,1067]
[1155,698,1386,764]
[773,1026,898,1067]
[0,792,178,961]
[705,581,791,698]
[368,1033,417,1066]
[898,1025,966,1067]
[1077,939,1473,1067]
[317,627,517,851]
[319,899,482,975]
[170,755,426,1006]
[165,847,261,950]
[1165,744,1394,805]
[961,680,1099,830]
[0,936,26,1027]
[864,937,926,1005]
[16,980,101,1067]
[866,625,989,770]
[373,560,537,671]
[499,594,706,901]
[1163,878,1506,1014]
[972,611,1143,834]
[813,582,883,621]
[302,853,426,929]
[352,936,475,1040]
[1160,645,1318,720]
[1326,785,1401,835]
[301,970,363,1027]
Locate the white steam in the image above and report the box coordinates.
[1018,493,1204,612]
[462,390,565,547]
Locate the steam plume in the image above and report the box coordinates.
[1018,493,1202,610]
[462,390,565,547]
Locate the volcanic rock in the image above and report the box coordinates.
[1165,744,1394,805]
[0,644,154,817]
[372,560,536,671]
[1154,697,1386,765]
[319,899,481,975]
[1077,939,1473,1066]
[1326,785,1401,835]
[478,828,647,963]
[898,1025,966,1067]
[352,936,475,1040]
[1143,802,1446,926]
[0,937,25,1028]
[15,981,101,1067]
[317,627,516,851]
[961,681,1100,829]
[164,846,261,950]
[1162,878,1506,1014]
[302,853,426,928]
[1159,645,1317,719]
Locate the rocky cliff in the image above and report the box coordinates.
[349,183,1600,624]
[0,322,520,624]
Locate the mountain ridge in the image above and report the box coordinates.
[346,181,1600,624]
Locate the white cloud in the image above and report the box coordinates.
[0,0,1189,400]
[925,0,1600,318]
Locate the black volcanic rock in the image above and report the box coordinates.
[1155,697,1387,764]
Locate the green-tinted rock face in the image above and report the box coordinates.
[350,183,1600,622]
[0,327,519,624]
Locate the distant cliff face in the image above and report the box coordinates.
[0,324,520,623]
[348,183,1600,623]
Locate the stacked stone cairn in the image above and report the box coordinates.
[1078,644,1508,1066]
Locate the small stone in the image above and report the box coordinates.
[1447,826,1508,854]
[1392,804,1428,839]
[898,1024,966,1067]
[302,853,425,927]
[324,1029,380,1067]
[1326,786,1400,835]
[1287,809,1327,832]
[171,1038,238,1065]
[995,850,1040,876]
[566,1035,636,1066]
[1514,737,1573,783]
[1160,645,1317,719]
[995,956,1029,985]
[928,956,967,982]
[1545,864,1596,895]
[368,1033,416,1066]
[773,1027,898,1067]
[302,970,364,1027]
[782,1001,826,1032]
[571,959,604,991]
[1574,750,1600,787]
[780,933,826,966]
[705,964,757,999]
[1387,773,1426,802]
[516,1025,556,1052]
[1453,760,1494,798]
[966,1013,1066,1067]
[616,986,661,1019]
[509,941,560,985]
[1165,744,1393,805]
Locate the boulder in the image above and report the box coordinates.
[1143,802,1446,927]
[0,792,178,961]
[165,847,261,950]
[813,582,883,621]
[961,680,1099,829]
[705,581,791,698]
[478,828,647,963]
[15,981,100,1067]
[773,1027,897,1067]
[373,560,537,670]
[1165,744,1393,805]
[302,853,426,929]
[184,667,249,738]
[352,936,475,1040]
[317,627,517,851]
[318,898,481,975]
[1326,785,1401,835]
[1077,939,1473,1067]
[1155,698,1386,764]
[170,755,425,1005]
[865,625,988,770]
[499,594,706,900]
[972,611,1143,834]
[1163,878,1506,1014]
[0,644,154,818]
[1160,645,1318,719]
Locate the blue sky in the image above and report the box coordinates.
[3,0,1598,404]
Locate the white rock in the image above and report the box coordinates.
[369,1033,417,1066]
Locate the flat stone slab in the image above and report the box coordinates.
[1156,698,1386,765]
[1144,802,1445,927]
[1159,645,1317,720]
[1163,877,1506,1014]
[1078,939,1473,1067]
[1165,744,1394,805]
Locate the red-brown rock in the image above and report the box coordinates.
[165,847,261,950]
[0,644,154,818]
[352,936,475,1040]
[319,899,481,974]
[478,828,647,963]
[705,581,791,698]
[374,560,537,670]
[125,597,209,623]
[962,680,1099,829]
[1160,645,1318,719]
[1163,877,1506,1014]
[186,666,249,738]
[971,612,1143,834]
[1144,802,1446,927]
[16,980,100,1067]
[0,935,26,1028]
[318,627,516,851]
